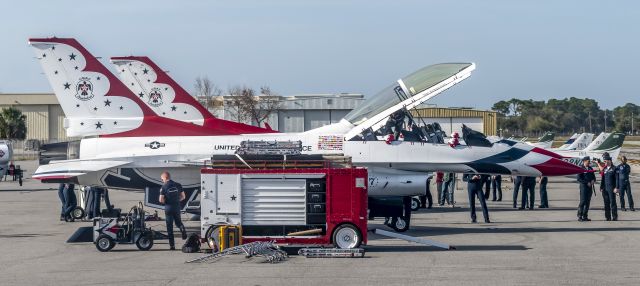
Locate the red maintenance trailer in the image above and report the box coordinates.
[200,160,368,249]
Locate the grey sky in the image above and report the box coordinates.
[1,0,638,109]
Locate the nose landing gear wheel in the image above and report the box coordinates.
[411,198,421,211]
[390,216,410,232]
[72,207,85,220]
[332,224,362,249]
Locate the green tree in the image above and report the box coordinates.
[613,103,640,134]
[0,107,27,140]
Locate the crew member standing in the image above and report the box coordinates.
[463,174,490,223]
[599,154,619,221]
[483,175,491,199]
[159,171,187,250]
[617,156,634,211]
[436,172,444,206]
[419,176,433,209]
[512,176,523,208]
[521,176,536,210]
[62,183,77,221]
[538,176,549,208]
[491,175,502,201]
[577,157,596,221]
[58,183,66,221]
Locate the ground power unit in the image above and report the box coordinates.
[200,167,368,249]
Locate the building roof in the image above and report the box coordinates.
[0,93,59,105]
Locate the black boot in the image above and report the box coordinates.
[180,226,187,240]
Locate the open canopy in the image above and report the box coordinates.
[343,63,475,140]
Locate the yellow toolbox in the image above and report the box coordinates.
[218,225,242,251]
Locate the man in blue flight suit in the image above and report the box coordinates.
[538,176,549,208]
[521,176,536,210]
[599,154,618,221]
[577,157,596,221]
[512,176,523,208]
[617,156,634,211]
[491,175,502,201]
[58,183,66,221]
[159,171,187,250]
[62,183,77,222]
[463,174,490,223]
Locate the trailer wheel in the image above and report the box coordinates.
[391,217,410,232]
[96,235,115,252]
[332,224,362,249]
[136,233,154,251]
[72,207,85,220]
[411,198,421,211]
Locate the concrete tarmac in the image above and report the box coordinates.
[0,160,639,286]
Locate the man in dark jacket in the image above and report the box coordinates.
[617,156,634,211]
[577,157,596,221]
[599,154,618,221]
[463,174,490,223]
[159,171,187,250]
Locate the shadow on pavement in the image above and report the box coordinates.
[400,225,640,237]
[367,244,529,252]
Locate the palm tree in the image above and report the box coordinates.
[0,107,27,140]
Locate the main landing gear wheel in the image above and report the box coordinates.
[136,233,154,251]
[332,224,362,249]
[72,207,85,220]
[411,198,421,211]
[390,216,410,232]
[96,235,115,252]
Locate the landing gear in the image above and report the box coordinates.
[369,196,413,232]
[411,197,421,211]
[383,197,412,232]
[71,206,85,220]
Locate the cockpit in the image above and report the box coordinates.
[343,63,479,145]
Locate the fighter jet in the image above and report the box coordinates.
[28,37,584,230]
[554,132,626,165]
[552,133,594,151]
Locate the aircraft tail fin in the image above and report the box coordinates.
[583,132,609,151]
[110,56,214,125]
[110,56,274,135]
[592,132,625,152]
[537,132,554,143]
[565,133,594,150]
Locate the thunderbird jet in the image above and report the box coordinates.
[28,38,584,230]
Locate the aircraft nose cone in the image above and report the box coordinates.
[530,158,585,176]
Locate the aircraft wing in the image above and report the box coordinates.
[32,160,131,181]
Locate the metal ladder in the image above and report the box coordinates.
[298,248,365,258]
[186,241,288,264]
